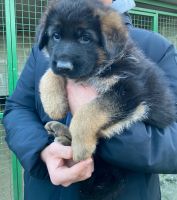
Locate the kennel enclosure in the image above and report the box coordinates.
[0,0,177,199]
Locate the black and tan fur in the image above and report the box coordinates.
[38,0,176,199]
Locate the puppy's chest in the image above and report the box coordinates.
[85,75,121,94]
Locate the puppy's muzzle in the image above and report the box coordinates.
[57,60,73,71]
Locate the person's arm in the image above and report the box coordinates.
[97,41,177,174]
[3,46,51,179]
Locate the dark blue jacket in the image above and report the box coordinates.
[3,16,177,200]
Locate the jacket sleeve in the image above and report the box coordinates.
[3,46,50,179]
[97,35,177,174]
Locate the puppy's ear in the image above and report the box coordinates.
[100,11,128,59]
[36,14,49,50]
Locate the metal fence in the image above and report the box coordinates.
[0,1,177,200]
[131,13,154,30]
[130,9,177,47]
[158,14,177,48]
[15,0,49,74]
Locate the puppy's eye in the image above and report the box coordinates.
[52,32,61,41]
[79,34,92,44]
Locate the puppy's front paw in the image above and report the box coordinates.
[45,121,71,146]
[45,121,60,136]
[72,140,96,162]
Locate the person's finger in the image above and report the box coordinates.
[47,156,94,186]
[57,158,64,167]
[46,157,66,185]
[50,142,72,159]
[58,158,94,185]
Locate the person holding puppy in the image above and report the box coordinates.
[3,0,177,200]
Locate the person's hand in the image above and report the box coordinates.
[66,79,97,114]
[41,142,94,186]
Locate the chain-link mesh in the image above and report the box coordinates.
[15,0,49,75]
[130,13,153,30]
[0,0,8,112]
[158,14,177,48]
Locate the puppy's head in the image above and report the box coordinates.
[37,0,128,79]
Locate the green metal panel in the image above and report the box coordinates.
[5,0,14,95]
[129,11,155,31]
[153,13,158,33]
[10,0,18,86]
[9,1,23,199]
[130,8,159,32]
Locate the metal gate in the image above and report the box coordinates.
[0,1,177,200]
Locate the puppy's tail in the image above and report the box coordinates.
[79,156,126,200]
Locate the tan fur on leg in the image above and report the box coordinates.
[69,99,109,161]
[101,102,149,138]
[39,69,68,119]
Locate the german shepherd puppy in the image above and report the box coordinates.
[38,0,176,199]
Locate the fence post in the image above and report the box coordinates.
[5,0,22,200]
[153,12,159,33]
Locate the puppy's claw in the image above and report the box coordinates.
[54,136,71,146]
[45,121,62,132]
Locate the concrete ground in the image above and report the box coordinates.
[0,126,13,200]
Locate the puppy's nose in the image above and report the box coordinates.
[57,60,73,71]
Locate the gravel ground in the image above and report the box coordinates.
[160,174,177,200]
